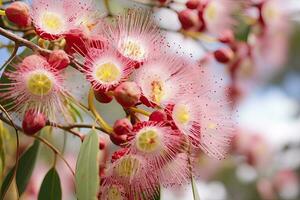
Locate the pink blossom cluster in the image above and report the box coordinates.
[1,0,236,199]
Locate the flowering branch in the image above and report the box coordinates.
[0,27,51,54]
[0,43,18,71]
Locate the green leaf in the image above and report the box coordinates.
[75,130,99,200]
[191,176,200,200]
[38,168,62,200]
[0,140,39,199]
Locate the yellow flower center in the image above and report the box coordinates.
[94,62,121,83]
[150,80,165,104]
[173,104,190,125]
[136,128,160,153]
[107,186,122,200]
[204,2,217,22]
[121,39,146,60]
[41,11,65,34]
[26,71,53,96]
[115,156,140,178]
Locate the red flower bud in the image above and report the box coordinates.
[110,133,128,146]
[22,110,47,136]
[94,90,113,104]
[114,82,141,108]
[214,47,234,64]
[5,2,31,27]
[178,9,199,30]
[48,50,70,71]
[186,0,200,9]
[149,110,167,122]
[113,118,133,136]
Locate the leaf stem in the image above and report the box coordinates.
[88,88,113,134]
[129,107,151,117]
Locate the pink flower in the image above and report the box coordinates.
[133,54,192,107]
[81,45,134,92]
[127,121,184,168]
[156,153,190,188]
[103,154,159,199]
[102,9,164,66]
[30,0,99,40]
[0,55,68,120]
[167,93,233,160]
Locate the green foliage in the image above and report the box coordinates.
[75,130,99,200]
[38,168,62,200]
[0,140,40,199]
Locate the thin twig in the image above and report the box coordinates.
[33,135,75,176]
[0,26,51,54]
[0,43,19,72]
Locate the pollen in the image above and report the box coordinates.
[26,71,53,96]
[94,62,121,83]
[150,80,165,104]
[115,156,141,178]
[136,128,161,153]
[173,104,190,125]
[107,186,122,200]
[40,11,65,34]
[204,2,217,21]
[121,39,146,60]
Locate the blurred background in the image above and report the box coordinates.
[1,0,300,199]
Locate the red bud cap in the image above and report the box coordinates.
[178,9,198,30]
[149,110,168,122]
[94,90,113,104]
[214,47,234,64]
[186,0,200,9]
[22,110,47,136]
[48,50,70,71]
[5,2,31,27]
[114,82,141,108]
[113,118,133,136]
[110,133,128,146]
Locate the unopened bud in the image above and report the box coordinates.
[22,110,47,136]
[178,9,199,30]
[5,2,31,27]
[149,110,167,122]
[48,50,70,71]
[94,90,113,104]
[214,47,234,63]
[113,118,133,136]
[186,0,200,9]
[114,82,141,108]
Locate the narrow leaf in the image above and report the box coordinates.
[191,176,201,200]
[0,140,39,199]
[75,130,99,200]
[38,168,62,200]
